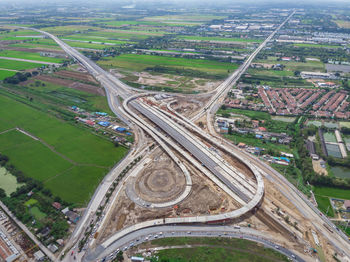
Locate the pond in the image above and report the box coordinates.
[326,143,342,158]
[0,167,23,196]
[331,166,350,179]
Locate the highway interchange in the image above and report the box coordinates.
[19,9,350,262]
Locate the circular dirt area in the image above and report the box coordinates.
[135,153,186,204]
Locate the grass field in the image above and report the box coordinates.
[340,122,350,128]
[71,30,166,41]
[313,186,350,200]
[248,68,294,77]
[178,35,262,43]
[23,79,114,115]
[217,108,271,121]
[224,133,292,153]
[0,167,22,196]
[148,237,288,262]
[255,57,325,72]
[141,14,227,25]
[0,69,16,80]
[98,54,237,74]
[0,50,64,63]
[0,93,128,205]
[30,206,47,220]
[0,59,45,70]
[314,195,335,217]
[334,20,350,29]
[25,198,38,207]
[97,20,160,27]
[294,43,342,49]
[62,40,113,50]
[62,34,132,44]
[40,25,102,34]
[9,38,61,50]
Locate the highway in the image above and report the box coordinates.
[19,10,350,262]
[191,10,296,122]
[131,100,253,204]
[86,225,305,262]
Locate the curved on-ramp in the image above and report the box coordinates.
[84,94,265,261]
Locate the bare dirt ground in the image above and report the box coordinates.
[170,95,211,118]
[312,159,328,176]
[96,153,240,245]
[55,70,99,85]
[111,69,221,92]
[134,150,186,203]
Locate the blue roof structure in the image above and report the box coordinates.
[98,121,110,127]
[116,127,126,132]
[95,112,108,116]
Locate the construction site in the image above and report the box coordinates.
[84,93,346,262]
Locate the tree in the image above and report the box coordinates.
[113,251,124,262]
[228,125,233,135]
[294,70,301,76]
[0,188,6,199]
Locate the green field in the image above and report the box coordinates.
[148,237,288,262]
[70,29,166,41]
[340,122,350,128]
[98,20,159,27]
[0,93,128,205]
[62,40,112,50]
[62,34,132,44]
[98,54,237,74]
[178,35,262,43]
[334,20,350,29]
[0,59,45,70]
[217,108,271,121]
[30,206,47,220]
[9,38,61,50]
[141,14,227,25]
[0,69,16,80]
[294,43,342,49]
[0,50,64,63]
[25,198,38,207]
[255,57,325,72]
[0,167,23,196]
[248,68,294,77]
[314,195,335,217]
[224,133,292,153]
[313,186,350,200]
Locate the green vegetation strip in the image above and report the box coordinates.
[148,237,288,262]
[0,69,16,80]
[178,35,262,43]
[313,186,350,200]
[0,59,45,70]
[0,50,64,63]
[314,195,335,217]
